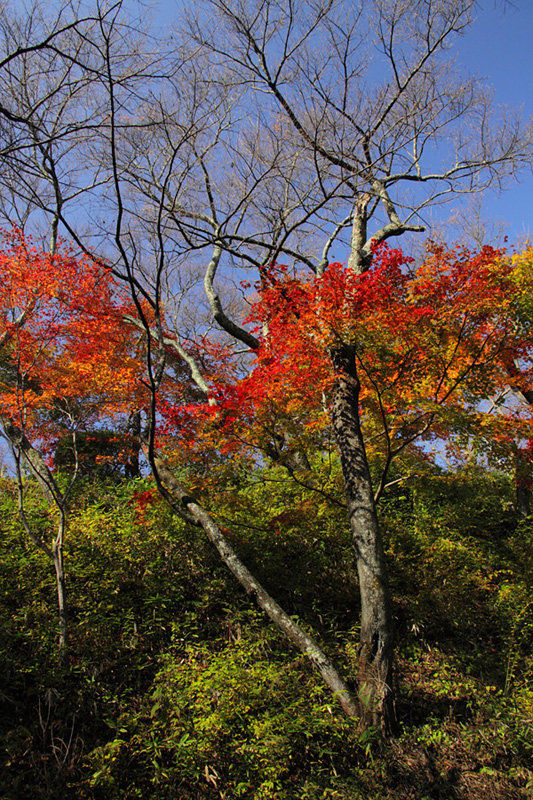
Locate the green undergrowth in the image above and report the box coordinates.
[0,469,532,799]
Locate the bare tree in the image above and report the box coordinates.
[1,418,78,663]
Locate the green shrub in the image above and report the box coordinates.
[83,623,360,799]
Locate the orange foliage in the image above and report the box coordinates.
[162,243,533,468]
[0,229,147,437]
[5,229,533,477]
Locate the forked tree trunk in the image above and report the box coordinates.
[329,344,396,733]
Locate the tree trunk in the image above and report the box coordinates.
[152,454,359,718]
[515,448,531,519]
[1,415,56,505]
[516,479,530,520]
[53,515,69,664]
[125,410,141,478]
[329,343,396,733]
[2,416,70,663]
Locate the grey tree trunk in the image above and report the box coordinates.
[515,447,531,520]
[125,411,142,478]
[2,416,70,663]
[329,344,395,733]
[152,454,360,718]
[53,515,68,664]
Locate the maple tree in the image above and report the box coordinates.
[4,226,533,727]
[233,242,533,468]
[0,230,354,714]
[0,0,532,731]
[0,229,146,659]
[155,242,533,729]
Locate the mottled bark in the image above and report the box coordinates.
[346,197,371,274]
[329,344,395,733]
[152,453,359,718]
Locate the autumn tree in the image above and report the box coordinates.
[159,0,531,731]
[0,0,531,729]
[0,229,144,660]
[158,241,533,727]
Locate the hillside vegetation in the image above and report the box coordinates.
[1,466,532,799]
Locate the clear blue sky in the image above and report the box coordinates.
[452,1,533,242]
[151,0,532,244]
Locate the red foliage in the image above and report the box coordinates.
[0,228,147,438]
[159,242,533,470]
[128,487,162,520]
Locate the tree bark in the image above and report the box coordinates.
[515,446,531,520]
[1,415,57,505]
[516,481,530,520]
[53,514,68,664]
[2,415,70,662]
[152,453,360,719]
[125,410,142,478]
[329,344,396,733]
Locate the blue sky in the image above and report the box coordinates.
[152,0,532,244]
[452,1,533,242]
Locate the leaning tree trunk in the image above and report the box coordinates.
[329,343,396,733]
[151,453,359,718]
